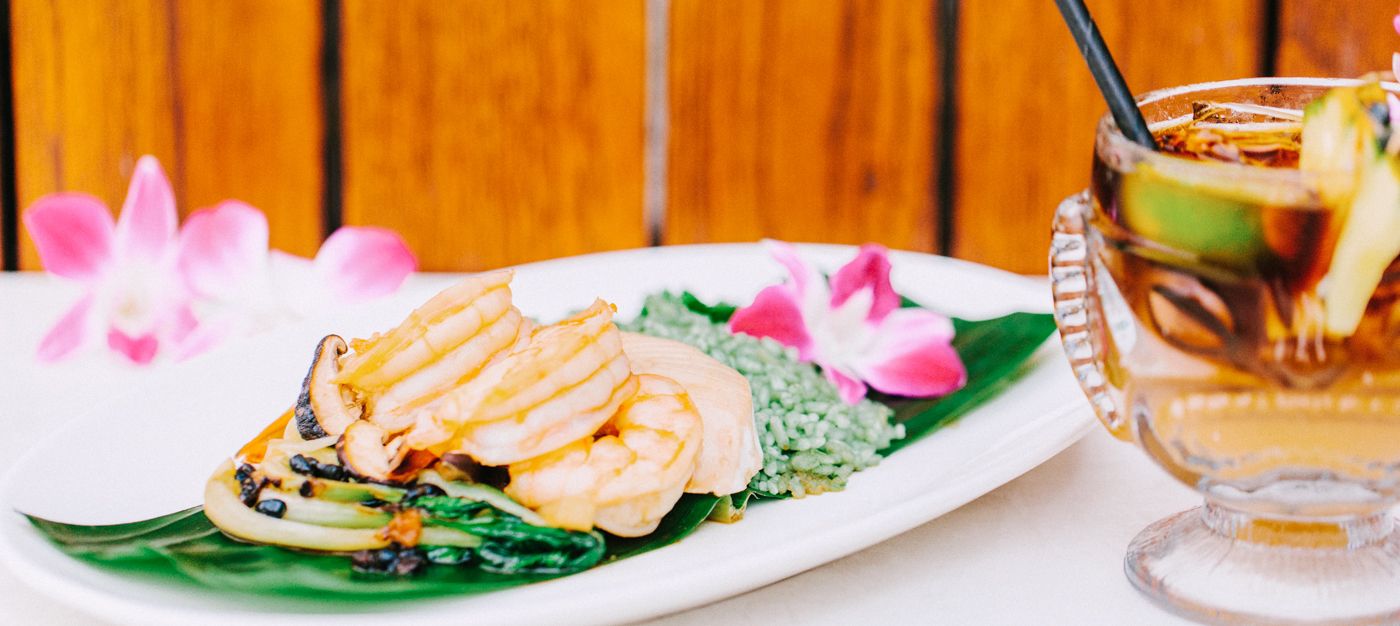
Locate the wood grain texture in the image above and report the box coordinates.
[173,0,323,257]
[12,0,179,270]
[10,0,325,270]
[1277,0,1398,78]
[341,0,647,272]
[953,0,1266,274]
[666,0,938,253]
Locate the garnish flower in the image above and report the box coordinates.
[173,201,417,360]
[24,156,193,364]
[24,155,417,365]
[729,241,967,404]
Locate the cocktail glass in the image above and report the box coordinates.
[1051,77,1400,624]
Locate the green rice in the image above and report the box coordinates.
[621,292,903,497]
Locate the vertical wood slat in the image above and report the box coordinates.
[340,0,646,272]
[12,0,178,271]
[174,0,324,258]
[951,0,1268,275]
[1277,0,1398,78]
[666,0,939,254]
[0,0,14,271]
[10,0,324,270]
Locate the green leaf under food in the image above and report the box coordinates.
[680,291,738,323]
[877,311,1057,455]
[602,493,722,562]
[26,292,1056,603]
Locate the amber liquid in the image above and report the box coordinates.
[1089,143,1400,514]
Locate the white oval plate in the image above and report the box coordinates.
[0,243,1093,626]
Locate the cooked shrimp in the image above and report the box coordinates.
[367,306,526,433]
[505,374,703,536]
[405,299,638,465]
[620,332,761,495]
[335,270,518,392]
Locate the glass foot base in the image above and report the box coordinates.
[1126,504,1400,625]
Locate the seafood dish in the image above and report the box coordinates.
[204,270,762,575]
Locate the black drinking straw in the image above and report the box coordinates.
[1053,0,1156,149]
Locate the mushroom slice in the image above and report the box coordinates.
[295,335,363,440]
[337,421,396,483]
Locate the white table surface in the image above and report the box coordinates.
[0,272,1202,626]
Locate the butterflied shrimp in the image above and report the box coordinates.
[335,270,519,392]
[505,374,702,536]
[407,299,637,465]
[367,312,533,433]
[330,271,526,433]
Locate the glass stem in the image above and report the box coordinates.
[1200,500,1394,550]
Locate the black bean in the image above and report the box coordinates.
[289,454,350,482]
[350,544,427,575]
[288,454,314,476]
[254,499,287,518]
[391,549,427,575]
[360,498,388,508]
[403,484,446,502]
[298,481,316,498]
[239,477,269,507]
[351,548,396,572]
[235,463,255,482]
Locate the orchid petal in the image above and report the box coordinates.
[36,294,95,362]
[169,304,200,345]
[729,284,816,360]
[829,244,900,322]
[824,366,869,405]
[177,200,270,299]
[764,239,819,297]
[171,315,234,362]
[1394,52,1400,82]
[852,308,965,397]
[1394,13,1400,36]
[114,155,178,263]
[22,194,116,281]
[107,328,160,365]
[314,226,417,303]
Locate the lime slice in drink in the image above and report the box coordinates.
[1120,163,1273,275]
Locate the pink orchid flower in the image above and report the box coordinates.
[729,241,967,404]
[25,155,418,365]
[23,156,193,364]
[172,201,417,360]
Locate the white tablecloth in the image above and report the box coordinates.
[0,273,1201,626]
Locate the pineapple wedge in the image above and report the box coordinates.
[1299,82,1400,337]
[1323,156,1400,336]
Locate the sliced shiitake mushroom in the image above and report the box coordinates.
[296,335,363,440]
[337,421,395,483]
[336,420,438,485]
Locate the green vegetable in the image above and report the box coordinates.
[417,470,545,525]
[429,517,604,575]
[265,491,392,528]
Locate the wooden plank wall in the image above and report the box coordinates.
[666,0,938,254]
[10,0,324,270]
[340,0,646,271]
[953,0,1268,273]
[5,1,1400,274]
